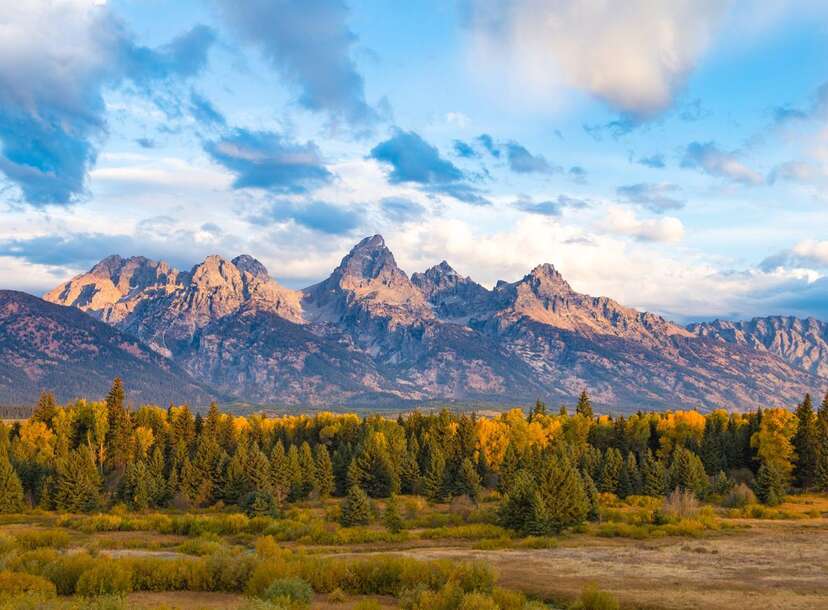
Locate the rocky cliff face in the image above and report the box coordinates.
[690,316,828,378]
[37,235,828,411]
[0,290,216,405]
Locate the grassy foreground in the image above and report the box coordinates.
[1,491,827,609]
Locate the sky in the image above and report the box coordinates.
[2,0,828,323]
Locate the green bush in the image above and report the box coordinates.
[76,563,133,596]
[262,577,313,606]
[0,571,56,596]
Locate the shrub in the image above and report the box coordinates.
[43,552,97,595]
[0,571,56,596]
[662,489,699,519]
[459,592,498,610]
[263,577,313,606]
[569,584,620,610]
[327,587,347,603]
[13,529,70,550]
[205,550,257,592]
[491,586,527,610]
[76,563,133,597]
[352,600,382,610]
[722,483,758,508]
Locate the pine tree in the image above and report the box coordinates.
[498,469,536,533]
[538,457,589,533]
[223,444,250,504]
[315,445,335,499]
[298,441,317,498]
[598,448,623,493]
[286,444,304,501]
[576,390,594,419]
[669,447,708,496]
[247,446,273,495]
[793,393,818,489]
[641,449,667,497]
[105,378,133,472]
[625,452,642,496]
[755,461,786,506]
[340,485,372,527]
[0,446,25,513]
[581,470,599,521]
[422,445,447,502]
[383,493,403,533]
[32,391,58,426]
[270,441,290,506]
[815,396,828,491]
[497,443,520,493]
[456,458,481,501]
[54,447,101,513]
[399,442,421,494]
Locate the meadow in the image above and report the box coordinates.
[1,491,827,609]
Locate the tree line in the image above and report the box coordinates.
[2,379,828,533]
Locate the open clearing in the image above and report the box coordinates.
[333,518,828,609]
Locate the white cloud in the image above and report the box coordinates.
[792,240,828,265]
[599,207,685,243]
[467,0,726,116]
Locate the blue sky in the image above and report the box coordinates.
[2,0,828,323]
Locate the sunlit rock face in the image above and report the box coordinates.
[40,235,826,411]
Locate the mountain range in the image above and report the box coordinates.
[1,234,826,411]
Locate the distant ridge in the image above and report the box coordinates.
[27,235,828,411]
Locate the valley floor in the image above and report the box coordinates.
[2,494,828,609]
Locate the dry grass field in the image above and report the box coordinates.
[2,494,827,609]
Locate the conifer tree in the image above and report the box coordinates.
[538,456,589,533]
[315,445,335,499]
[581,470,599,521]
[422,445,447,502]
[32,391,58,426]
[383,493,403,533]
[599,448,623,493]
[0,446,25,513]
[576,390,594,419]
[286,444,304,501]
[340,485,372,527]
[148,445,168,506]
[793,393,818,489]
[641,450,667,497]
[669,447,708,496]
[399,441,421,494]
[298,441,317,498]
[456,457,481,501]
[815,394,828,491]
[270,441,290,505]
[755,461,786,506]
[625,452,642,496]
[54,447,101,513]
[247,446,273,495]
[498,470,536,534]
[497,443,520,493]
[223,444,250,504]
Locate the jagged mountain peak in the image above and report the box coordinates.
[232,254,269,280]
[333,233,401,285]
[524,263,573,293]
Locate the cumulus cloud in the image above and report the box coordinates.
[0,1,214,205]
[768,160,827,185]
[213,0,378,129]
[370,129,489,205]
[204,128,332,193]
[761,240,828,271]
[467,0,726,117]
[476,133,500,157]
[600,207,684,243]
[681,141,763,185]
[617,183,685,212]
